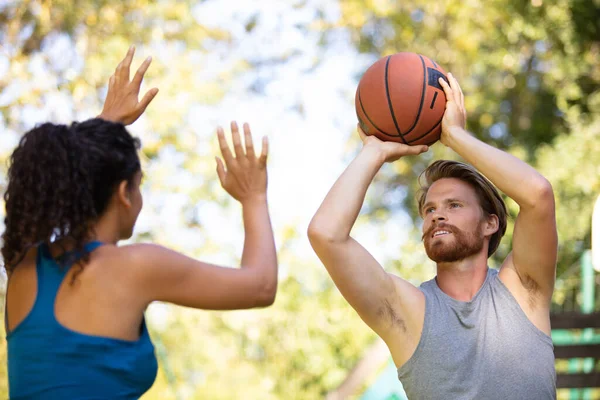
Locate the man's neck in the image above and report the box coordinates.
[435,255,489,302]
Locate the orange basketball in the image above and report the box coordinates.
[355,52,448,146]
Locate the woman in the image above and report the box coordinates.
[4,47,278,399]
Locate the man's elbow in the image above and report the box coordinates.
[307,219,342,246]
[519,177,554,212]
[530,178,555,208]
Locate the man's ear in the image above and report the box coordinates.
[116,180,132,209]
[484,213,499,236]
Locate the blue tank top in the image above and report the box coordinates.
[7,242,158,399]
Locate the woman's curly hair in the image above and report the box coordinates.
[2,118,141,274]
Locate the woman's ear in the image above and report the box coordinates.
[116,180,132,209]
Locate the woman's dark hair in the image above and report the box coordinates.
[2,118,141,273]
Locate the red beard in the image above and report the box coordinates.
[423,223,485,263]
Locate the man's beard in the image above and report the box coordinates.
[423,223,485,263]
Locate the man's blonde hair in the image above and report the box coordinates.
[417,160,508,257]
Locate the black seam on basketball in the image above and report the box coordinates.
[430,92,438,109]
[429,56,438,68]
[358,87,397,137]
[384,56,407,144]
[405,113,443,143]
[402,55,427,136]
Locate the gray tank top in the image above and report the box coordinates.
[397,268,556,399]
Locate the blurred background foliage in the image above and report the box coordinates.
[0,0,598,398]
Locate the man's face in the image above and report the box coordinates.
[421,178,487,263]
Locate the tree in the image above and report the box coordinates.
[1,0,598,398]
[338,0,600,275]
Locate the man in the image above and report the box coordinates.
[308,73,557,399]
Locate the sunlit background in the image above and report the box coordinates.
[0,0,599,399]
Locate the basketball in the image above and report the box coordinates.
[355,52,448,146]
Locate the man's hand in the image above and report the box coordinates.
[438,72,467,145]
[98,46,159,125]
[358,124,429,163]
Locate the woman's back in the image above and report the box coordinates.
[6,242,157,400]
